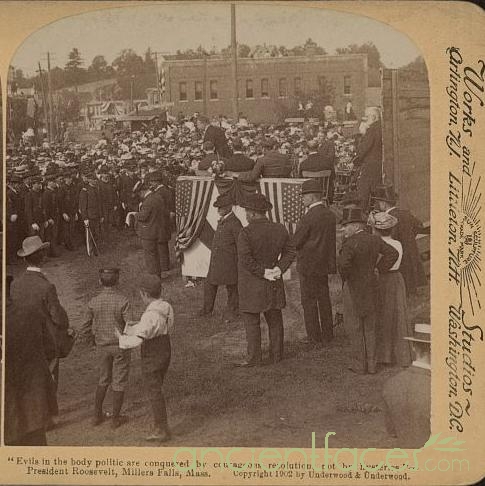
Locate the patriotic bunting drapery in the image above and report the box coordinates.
[175,176,307,259]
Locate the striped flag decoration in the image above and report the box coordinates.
[158,64,166,95]
[175,177,215,253]
[259,178,305,235]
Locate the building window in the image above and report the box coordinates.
[344,75,352,95]
[318,75,327,91]
[195,81,203,100]
[210,80,218,100]
[179,82,187,101]
[294,77,302,96]
[246,79,254,98]
[279,78,287,97]
[261,78,269,98]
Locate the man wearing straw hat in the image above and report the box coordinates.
[382,323,431,447]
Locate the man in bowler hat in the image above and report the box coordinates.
[382,323,431,448]
[136,171,172,278]
[236,193,296,366]
[338,206,398,374]
[292,179,336,346]
[198,191,242,321]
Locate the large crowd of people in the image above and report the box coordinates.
[5,108,431,448]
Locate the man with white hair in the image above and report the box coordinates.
[353,106,382,211]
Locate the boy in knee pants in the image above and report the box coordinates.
[79,268,131,428]
[117,274,173,442]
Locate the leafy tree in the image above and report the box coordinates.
[66,48,83,70]
[65,48,87,87]
[112,49,144,76]
[144,48,155,72]
[89,55,108,76]
[336,42,383,69]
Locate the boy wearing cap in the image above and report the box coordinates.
[382,323,431,448]
[79,268,131,428]
[338,206,398,374]
[117,274,174,442]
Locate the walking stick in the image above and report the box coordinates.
[88,227,99,256]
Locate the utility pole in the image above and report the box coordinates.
[231,4,239,121]
[37,62,49,138]
[47,52,55,142]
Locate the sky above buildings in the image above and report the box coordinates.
[12,3,421,75]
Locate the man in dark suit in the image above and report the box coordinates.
[98,168,118,238]
[299,139,335,204]
[237,193,296,366]
[354,107,383,211]
[24,175,45,239]
[197,141,220,173]
[382,323,431,448]
[225,137,255,173]
[6,174,26,263]
[59,170,79,251]
[136,171,172,278]
[79,171,102,246]
[42,176,60,257]
[10,236,69,433]
[372,185,430,296]
[292,179,336,345]
[197,116,232,158]
[237,138,292,182]
[338,206,398,374]
[198,192,243,321]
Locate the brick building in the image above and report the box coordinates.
[163,53,369,123]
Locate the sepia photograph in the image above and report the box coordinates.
[4,2,431,450]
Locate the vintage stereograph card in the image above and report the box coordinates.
[1,1,484,485]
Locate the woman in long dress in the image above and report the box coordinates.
[369,211,413,367]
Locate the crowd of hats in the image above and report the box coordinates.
[7,116,361,188]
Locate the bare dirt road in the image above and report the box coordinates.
[7,229,429,449]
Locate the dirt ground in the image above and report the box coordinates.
[7,228,429,449]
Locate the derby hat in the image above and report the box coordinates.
[99,268,120,275]
[341,206,365,225]
[17,235,50,257]
[214,191,234,208]
[301,179,322,195]
[239,192,272,212]
[372,185,397,203]
[404,323,431,344]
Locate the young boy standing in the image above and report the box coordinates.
[117,274,174,442]
[79,268,131,428]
